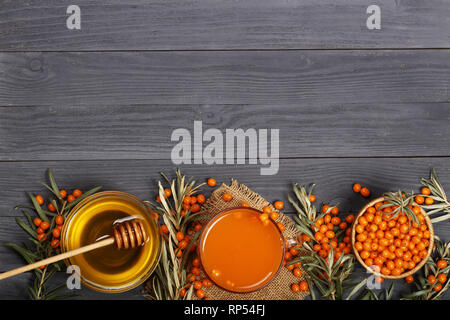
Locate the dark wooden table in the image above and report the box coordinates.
[0,0,449,300]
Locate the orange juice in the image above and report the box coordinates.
[199,207,284,292]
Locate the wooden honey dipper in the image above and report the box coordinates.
[0,219,148,280]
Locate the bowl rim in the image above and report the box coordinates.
[351,196,434,279]
[198,206,286,293]
[60,190,162,293]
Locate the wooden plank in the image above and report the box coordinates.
[0,103,449,161]
[0,51,449,106]
[0,0,449,50]
[0,158,449,299]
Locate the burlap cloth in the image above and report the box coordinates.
[193,179,309,300]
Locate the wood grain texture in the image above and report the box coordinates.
[0,0,449,50]
[0,50,449,106]
[0,158,449,299]
[0,103,449,161]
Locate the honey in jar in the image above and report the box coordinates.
[61,191,161,293]
[199,207,284,292]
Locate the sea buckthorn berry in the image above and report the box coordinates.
[178,240,188,249]
[437,260,448,269]
[37,234,47,242]
[197,194,206,204]
[207,178,217,187]
[191,204,201,213]
[196,289,206,299]
[434,284,443,292]
[291,283,300,293]
[262,206,272,214]
[427,275,436,284]
[73,189,82,198]
[293,268,302,277]
[360,187,370,198]
[194,224,203,232]
[270,212,279,221]
[331,207,339,215]
[176,232,184,241]
[353,183,362,193]
[331,217,340,225]
[438,273,447,284]
[325,231,335,239]
[33,217,42,227]
[55,215,64,225]
[202,279,213,287]
[161,225,169,234]
[40,221,50,230]
[193,281,202,290]
[289,247,299,256]
[345,214,355,223]
[222,193,233,202]
[48,203,56,212]
[164,188,172,198]
[414,195,425,205]
[176,249,183,258]
[260,213,269,222]
[36,227,44,234]
[309,194,316,203]
[67,195,75,203]
[425,197,434,205]
[421,187,431,195]
[179,288,186,297]
[299,281,308,291]
[190,196,198,205]
[277,222,285,232]
[51,239,60,248]
[59,190,67,199]
[192,257,200,267]
[35,195,44,206]
[52,228,60,238]
[274,201,284,210]
[302,234,311,242]
[339,222,348,230]
[322,204,330,213]
[240,201,250,207]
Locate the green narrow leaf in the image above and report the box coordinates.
[47,169,61,200]
[16,217,37,238]
[28,193,49,222]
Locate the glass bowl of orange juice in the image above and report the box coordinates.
[199,207,285,293]
[60,191,162,293]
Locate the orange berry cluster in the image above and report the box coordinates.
[283,245,308,293]
[34,189,83,260]
[180,257,214,300]
[312,204,354,261]
[414,187,435,206]
[405,258,448,293]
[36,189,82,213]
[157,188,206,217]
[259,204,283,229]
[353,183,370,198]
[354,201,431,277]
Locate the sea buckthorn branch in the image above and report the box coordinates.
[420,169,450,224]
[380,190,420,226]
[144,169,205,300]
[288,183,356,300]
[5,169,99,300]
[402,239,450,300]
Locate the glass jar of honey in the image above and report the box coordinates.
[60,191,161,293]
[199,207,285,293]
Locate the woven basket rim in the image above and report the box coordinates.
[351,197,434,279]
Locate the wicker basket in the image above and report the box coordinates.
[351,197,434,279]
